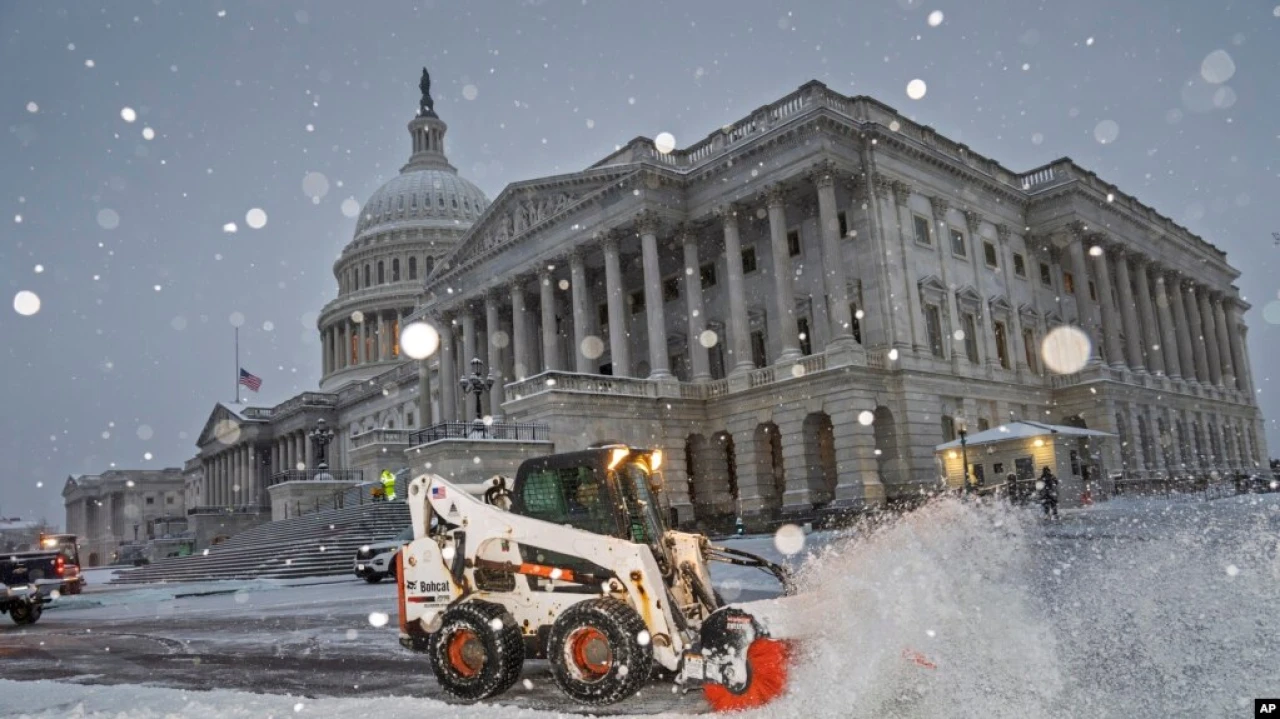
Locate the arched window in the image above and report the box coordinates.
[364,264,371,286]
[425,256,435,275]
[408,256,418,280]
[377,261,385,284]
[392,259,401,282]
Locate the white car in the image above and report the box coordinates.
[353,526,413,584]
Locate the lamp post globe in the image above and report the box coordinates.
[309,418,336,471]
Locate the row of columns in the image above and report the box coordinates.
[1061,230,1251,393]
[200,444,259,508]
[1117,404,1262,473]
[270,430,314,477]
[321,308,409,376]
[429,160,860,416]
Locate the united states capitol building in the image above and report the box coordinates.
[173,72,1265,541]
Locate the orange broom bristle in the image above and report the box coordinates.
[703,637,792,713]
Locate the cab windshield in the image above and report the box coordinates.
[614,461,667,547]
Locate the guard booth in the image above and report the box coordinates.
[934,421,1114,508]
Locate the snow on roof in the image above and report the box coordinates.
[935,420,1113,451]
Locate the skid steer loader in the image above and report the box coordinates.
[395,444,797,711]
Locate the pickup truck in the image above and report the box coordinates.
[0,551,61,625]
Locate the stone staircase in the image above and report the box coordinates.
[110,501,410,584]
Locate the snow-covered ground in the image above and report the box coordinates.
[1,494,1277,718]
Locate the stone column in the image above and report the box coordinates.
[1168,272,1195,381]
[811,161,855,347]
[418,357,433,428]
[569,248,593,374]
[964,211,1000,368]
[1182,280,1209,383]
[1090,237,1121,365]
[305,429,316,469]
[681,227,712,381]
[765,185,802,362]
[439,319,457,422]
[372,313,383,362]
[320,329,329,375]
[1197,288,1222,386]
[995,225,1026,372]
[510,279,534,380]
[892,181,927,352]
[637,211,672,379]
[602,232,631,377]
[484,291,506,417]
[1132,257,1164,376]
[538,266,562,372]
[720,205,754,375]
[1112,248,1144,371]
[1211,295,1235,389]
[355,318,366,365]
[1225,300,1250,394]
[461,309,478,372]
[338,322,348,369]
[1066,232,1101,362]
[1155,269,1184,379]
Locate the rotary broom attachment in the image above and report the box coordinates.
[676,607,795,712]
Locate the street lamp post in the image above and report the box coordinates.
[459,357,495,437]
[956,414,971,494]
[309,418,335,471]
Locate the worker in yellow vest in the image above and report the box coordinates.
[380,469,398,501]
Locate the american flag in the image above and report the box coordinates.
[238,367,262,392]
[431,485,446,499]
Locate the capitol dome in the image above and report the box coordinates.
[317,70,486,392]
[353,167,489,240]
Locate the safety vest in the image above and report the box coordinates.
[380,470,397,501]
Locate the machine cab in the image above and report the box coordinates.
[507,445,672,578]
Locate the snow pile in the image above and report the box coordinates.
[752,497,1061,719]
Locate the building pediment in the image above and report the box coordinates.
[430,167,641,287]
[195,403,264,449]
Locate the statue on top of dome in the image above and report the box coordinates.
[419,67,435,116]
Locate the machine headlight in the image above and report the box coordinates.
[1270,480,1278,490]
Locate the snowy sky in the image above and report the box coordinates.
[3,0,1279,527]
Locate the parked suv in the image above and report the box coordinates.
[353,526,413,584]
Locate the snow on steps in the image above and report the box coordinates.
[110,502,410,585]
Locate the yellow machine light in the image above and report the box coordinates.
[41,538,57,548]
[607,447,631,470]
[650,450,663,471]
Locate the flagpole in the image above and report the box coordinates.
[235,326,239,405]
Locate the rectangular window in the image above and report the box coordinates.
[630,290,645,314]
[598,303,609,328]
[1023,328,1038,373]
[950,229,967,257]
[978,417,991,432]
[925,305,945,358]
[750,330,767,368]
[662,276,680,303]
[700,262,717,288]
[407,411,415,427]
[983,241,999,268]
[913,215,932,245]
[519,465,614,536]
[1013,253,1027,278]
[797,317,813,356]
[741,246,757,273]
[166,496,174,504]
[787,230,801,257]
[1040,262,1053,286]
[146,497,155,505]
[849,302,863,344]
[962,313,979,363]
[1063,271,1075,294]
[994,321,1010,369]
[1088,280,1098,302]
[941,415,956,442]
[837,211,849,239]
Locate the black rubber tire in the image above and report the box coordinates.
[10,601,42,626]
[427,601,524,701]
[546,598,653,706]
[364,573,384,584]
